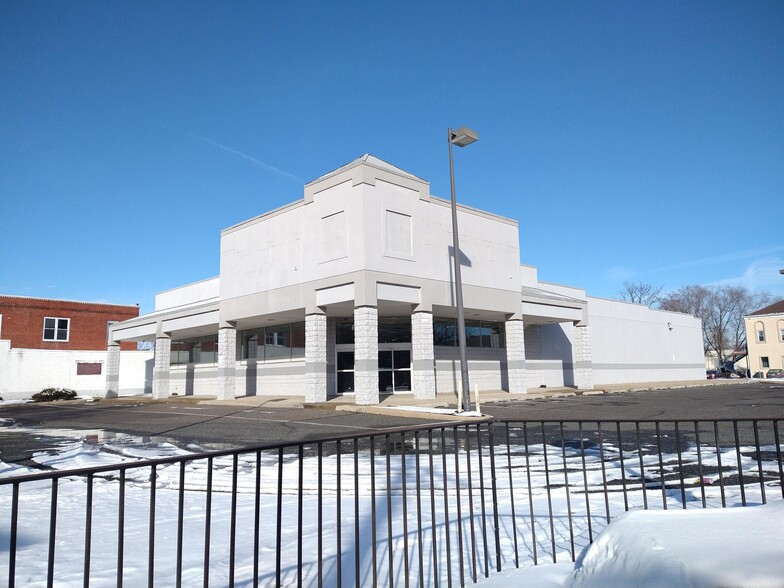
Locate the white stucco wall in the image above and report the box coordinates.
[235,361,306,397]
[586,297,705,385]
[218,166,522,314]
[155,277,220,311]
[0,340,152,400]
[434,347,506,393]
[168,365,217,396]
[523,323,575,388]
[164,361,307,398]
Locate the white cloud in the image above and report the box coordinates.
[710,256,784,294]
[648,245,784,275]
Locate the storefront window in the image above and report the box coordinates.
[290,321,306,359]
[240,321,306,361]
[336,318,354,344]
[378,316,411,343]
[433,317,458,346]
[265,324,291,359]
[433,317,505,348]
[170,334,219,365]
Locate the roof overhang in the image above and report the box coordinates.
[521,286,587,325]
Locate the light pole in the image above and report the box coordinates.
[448,126,478,412]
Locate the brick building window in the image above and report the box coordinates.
[43,317,70,342]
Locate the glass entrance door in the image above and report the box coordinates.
[378,348,411,393]
[336,351,355,393]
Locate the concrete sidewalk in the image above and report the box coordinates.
[199,379,746,419]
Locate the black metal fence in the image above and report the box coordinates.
[1,419,782,587]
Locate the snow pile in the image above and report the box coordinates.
[479,501,784,587]
[568,501,784,588]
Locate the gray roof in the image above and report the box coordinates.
[521,286,586,306]
[307,154,427,186]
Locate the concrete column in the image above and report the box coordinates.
[354,306,379,405]
[153,336,171,400]
[412,311,435,400]
[216,327,237,400]
[305,313,328,403]
[105,343,121,398]
[574,324,594,390]
[505,318,527,394]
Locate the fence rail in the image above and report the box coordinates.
[2,418,782,587]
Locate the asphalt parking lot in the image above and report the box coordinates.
[1,382,782,466]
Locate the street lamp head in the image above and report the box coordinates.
[780,268,784,275]
[450,127,478,147]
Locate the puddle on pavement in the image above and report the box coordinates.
[0,421,239,468]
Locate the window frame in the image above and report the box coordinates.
[756,321,766,343]
[43,317,70,342]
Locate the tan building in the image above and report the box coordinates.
[745,300,784,377]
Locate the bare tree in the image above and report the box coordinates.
[660,285,713,355]
[659,284,773,365]
[616,281,663,307]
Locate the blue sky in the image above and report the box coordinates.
[1,1,782,314]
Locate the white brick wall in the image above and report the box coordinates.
[574,325,594,390]
[305,313,327,402]
[216,327,237,400]
[505,319,527,393]
[153,337,171,399]
[354,306,378,405]
[412,311,435,399]
[106,344,121,397]
[0,339,151,400]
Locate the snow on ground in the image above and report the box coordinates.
[1,429,782,587]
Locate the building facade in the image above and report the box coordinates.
[0,296,150,399]
[744,300,784,377]
[107,155,705,403]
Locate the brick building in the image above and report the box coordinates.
[0,295,150,399]
[0,295,139,351]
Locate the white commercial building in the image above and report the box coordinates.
[107,155,704,403]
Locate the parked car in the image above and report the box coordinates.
[765,368,784,379]
[718,368,744,378]
[706,370,719,379]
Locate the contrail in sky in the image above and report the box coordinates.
[181,129,304,184]
[144,115,304,183]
